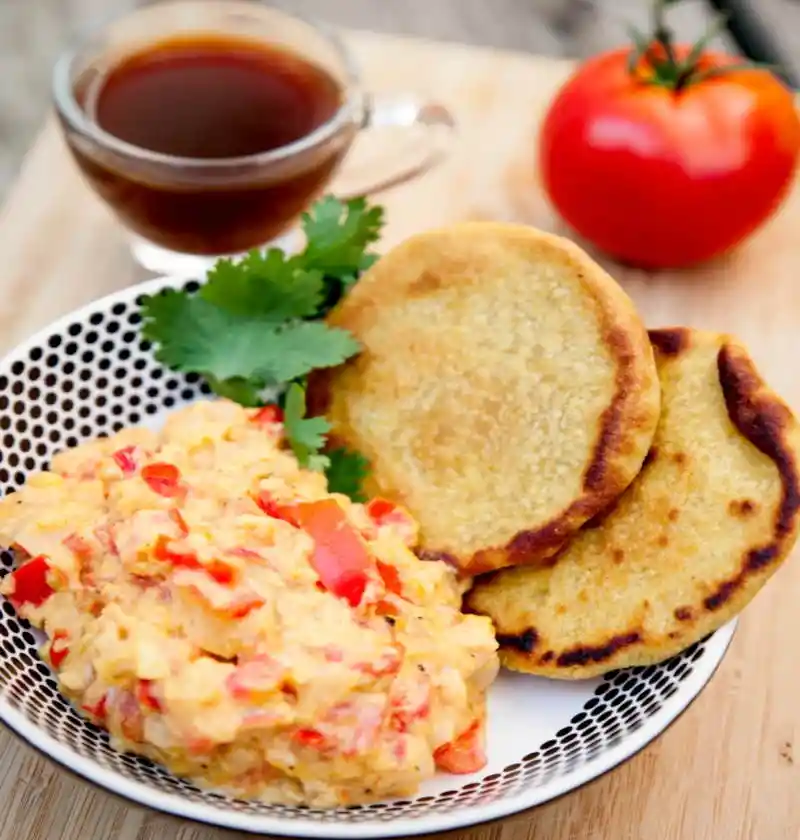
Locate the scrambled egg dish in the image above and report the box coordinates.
[0,400,498,807]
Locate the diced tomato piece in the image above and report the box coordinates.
[292,728,326,749]
[141,462,182,497]
[153,535,200,570]
[204,559,236,586]
[366,499,398,522]
[366,498,417,546]
[280,499,372,608]
[252,404,284,425]
[82,694,108,723]
[136,679,162,712]
[254,491,296,523]
[49,630,70,669]
[433,719,487,774]
[375,599,400,618]
[225,593,265,619]
[7,555,54,610]
[63,534,93,561]
[169,508,189,537]
[376,560,403,597]
[112,446,138,475]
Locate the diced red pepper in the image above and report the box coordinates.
[292,728,327,749]
[136,679,162,712]
[376,560,403,597]
[49,630,70,669]
[7,555,54,610]
[254,491,297,523]
[82,694,108,723]
[112,446,138,475]
[153,535,201,570]
[141,462,182,497]
[204,559,236,586]
[63,534,93,561]
[225,593,265,619]
[280,499,372,608]
[252,404,284,425]
[433,719,487,774]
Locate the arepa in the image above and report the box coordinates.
[466,328,800,678]
[309,223,660,574]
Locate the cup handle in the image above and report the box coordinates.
[333,94,456,198]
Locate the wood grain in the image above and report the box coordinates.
[0,29,799,840]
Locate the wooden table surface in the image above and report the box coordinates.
[0,28,799,840]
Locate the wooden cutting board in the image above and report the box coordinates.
[0,29,798,840]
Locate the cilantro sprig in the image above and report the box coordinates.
[140,196,383,499]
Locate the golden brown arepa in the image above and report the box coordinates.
[308,222,660,574]
[466,328,800,678]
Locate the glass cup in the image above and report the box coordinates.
[52,0,455,277]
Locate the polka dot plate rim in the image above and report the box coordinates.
[0,274,738,838]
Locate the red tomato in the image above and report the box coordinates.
[251,404,284,425]
[281,499,372,608]
[540,44,800,269]
[82,694,108,723]
[376,560,403,597]
[49,630,70,669]
[292,728,327,749]
[224,592,265,619]
[141,462,183,497]
[153,536,200,570]
[254,491,295,522]
[112,446,138,475]
[204,559,237,586]
[7,555,54,610]
[136,679,162,712]
[433,719,487,775]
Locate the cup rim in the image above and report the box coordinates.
[52,0,366,170]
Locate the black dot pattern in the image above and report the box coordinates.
[0,278,730,830]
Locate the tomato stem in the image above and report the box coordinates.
[629,0,776,91]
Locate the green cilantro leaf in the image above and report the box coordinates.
[251,321,361,384]
[138,195,382,487]
[205,375,264,407]
[325,447,371,502]
[200,249,324,320]
[301,196,384,282]
[283,382,331,471]
[141,293,359,385]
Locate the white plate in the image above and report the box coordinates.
[0,276,735,837]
